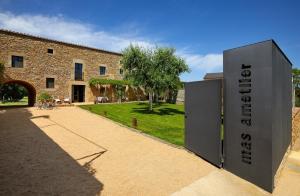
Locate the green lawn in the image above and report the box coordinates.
[80,102,185,146]
[0,96,28,106]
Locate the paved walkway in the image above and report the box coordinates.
[1,106,299,196]
[172,150,300,196]
[0,107,216,196]
[172,132,300,196]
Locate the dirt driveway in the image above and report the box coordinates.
[0,107,216,195]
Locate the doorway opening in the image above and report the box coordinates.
[72,85,85,102]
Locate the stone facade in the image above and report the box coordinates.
[0,29,144,105]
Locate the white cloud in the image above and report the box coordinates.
[0,12,223,80]
[177,50,223,73]
[0,12,154,52]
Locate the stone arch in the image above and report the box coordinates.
[3,80,36,106]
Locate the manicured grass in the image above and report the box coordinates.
[0,96,28,106]
[80,102,185,146]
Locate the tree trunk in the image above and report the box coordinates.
[149,91,153,111]
[155,91,159,103]
[166,88,178,104]
[116,85,122,103]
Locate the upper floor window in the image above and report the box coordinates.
[12,55,23,68]
[119,68,124,75]
[46,78,55,88]
[100,66,106,75]
[47,48,54,54]
[75,63,83,81]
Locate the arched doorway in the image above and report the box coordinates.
[2,80,36,106]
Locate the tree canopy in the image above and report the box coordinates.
[121,45,189,110]
[0,83,28,102]
[293,68,300,88]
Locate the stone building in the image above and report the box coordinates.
[0,29,145,106]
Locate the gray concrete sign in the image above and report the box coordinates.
[223,40,292,192]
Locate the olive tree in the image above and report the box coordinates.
[293,68,300,106]
[121,45,189,110]
[152,47,189,103]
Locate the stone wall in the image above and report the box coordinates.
[292,108,300,146]
[274,107,300,187]
[176,89,184,102]
[0,30,132,103]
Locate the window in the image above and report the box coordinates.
[12,55,23,68]
[47,48,54,54]
[46,78,55,88]
[100,66,106,75]
[75,63,83,80]
[119,68,123,75]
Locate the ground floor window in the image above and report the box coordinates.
[46,78,55,88]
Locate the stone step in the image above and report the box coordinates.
[171,170,269,196]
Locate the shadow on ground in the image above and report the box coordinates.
[0,108,103,195]
[0,105,29,109]
[132,103,184,115]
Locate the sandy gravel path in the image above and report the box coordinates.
[0,107,216,196]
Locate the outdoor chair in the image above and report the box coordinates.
[54,97,62,104]
[35,100,54,110]
[63,97,71,104]
[94,96,109,104]
[122,97,129,102]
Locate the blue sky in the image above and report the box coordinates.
[0,0,299,81]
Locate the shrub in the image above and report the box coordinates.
[38,92,52,102]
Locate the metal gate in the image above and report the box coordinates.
[185,80,222,167]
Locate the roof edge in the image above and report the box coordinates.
[0,29,122,56]
[271,39,292,66]
[223,39,292,66]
